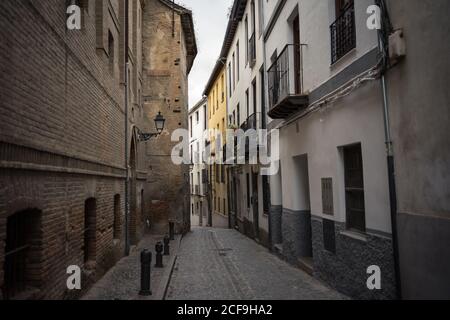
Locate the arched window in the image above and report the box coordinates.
[3,209,42,300]
[84,198,97,264]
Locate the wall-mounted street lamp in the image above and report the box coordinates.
[137,112,166,142]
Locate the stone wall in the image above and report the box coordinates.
[0,0,146,299]
[142,0,190,235]
[312,218,397,300]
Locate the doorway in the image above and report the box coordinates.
[293,155,313,264]
[292,15,302,94]
[3,209,42,300]
[252,172,259,240]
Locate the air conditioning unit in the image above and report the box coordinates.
[389,29,406,65]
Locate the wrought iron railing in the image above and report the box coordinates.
[240,112,260,131]
[248,32,256,68]
[268,44,304,110]
[330,3,356,64]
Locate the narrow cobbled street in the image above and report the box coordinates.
[166,228,346,300]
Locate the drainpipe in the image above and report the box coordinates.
[260,0,273,251]
[124,0,130,256]
[377,0,401,299]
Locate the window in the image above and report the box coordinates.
[228,63,232,97]
[218,197,221,212]
[223,199,226,215]
[203,105,207,130]
[221,165,225,183]
[84,198,97,264]
[245,89,249,119]
[259,66,267,129]
[4,209,42,300]
[258,0,264,37]
[233,111,236,125]
[245,15,249,65]
[252,79,257,116]
[237,104,241,126]
[330,0,356,64]
[196,111,199,124]
[189,116,193,137]
[113,195,121,240]
[343,144,366,233]
[262,176,270,215]
[221,75,225,102]
[236,41,240,82]
[216,83,219,109]
[232,52,236,92]
[108,31,115,74]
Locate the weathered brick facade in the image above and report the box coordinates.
[0,0,148,300]
[142,0,197,235]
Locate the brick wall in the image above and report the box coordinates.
[0,0,147,299]
[142,0,191,235]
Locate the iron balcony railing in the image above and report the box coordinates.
[330,2,356,64]
[248,32,256,68]
[240,112,260,131]
[268,44,305,111]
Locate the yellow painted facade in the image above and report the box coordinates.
[206,66,228,224]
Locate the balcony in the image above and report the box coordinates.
[268,44,309,119]
[330,2,356,64]
[240,112,260,131]
[248,32,256,68]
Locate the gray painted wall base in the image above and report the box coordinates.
[397,212,450,299]
[312,218,397,300]
[281,208,313,264]
[269,205,282,247]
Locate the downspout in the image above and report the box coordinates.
[124,0,130,256]
[376,0,401,299]
[261,0,273,251]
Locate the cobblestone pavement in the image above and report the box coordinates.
[83,234,180,300]
[166,227,347,300]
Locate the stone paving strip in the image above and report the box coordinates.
[82,234,181,300]
[166,227,348,300]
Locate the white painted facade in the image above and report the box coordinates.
[264,0,392,240]
[189,98,208,227]
[225,0,270,243]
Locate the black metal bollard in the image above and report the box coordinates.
[163,235,170,256]
[155,241,164,268]
[169,221,175,240]
[139,249,152,296]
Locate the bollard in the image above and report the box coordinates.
[169,221,175,240]
[155,241,164,268]
[139,249,152,296]
[163,235,170,256]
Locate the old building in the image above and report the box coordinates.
[383,0,450,299]
[142,0,197,235]
[262,0,397,299]
[222,0,271,247]
[204,65,229,228]
[189,98,208,227]
[0,0,147,299]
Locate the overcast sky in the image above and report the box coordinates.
[179,0,234,108]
